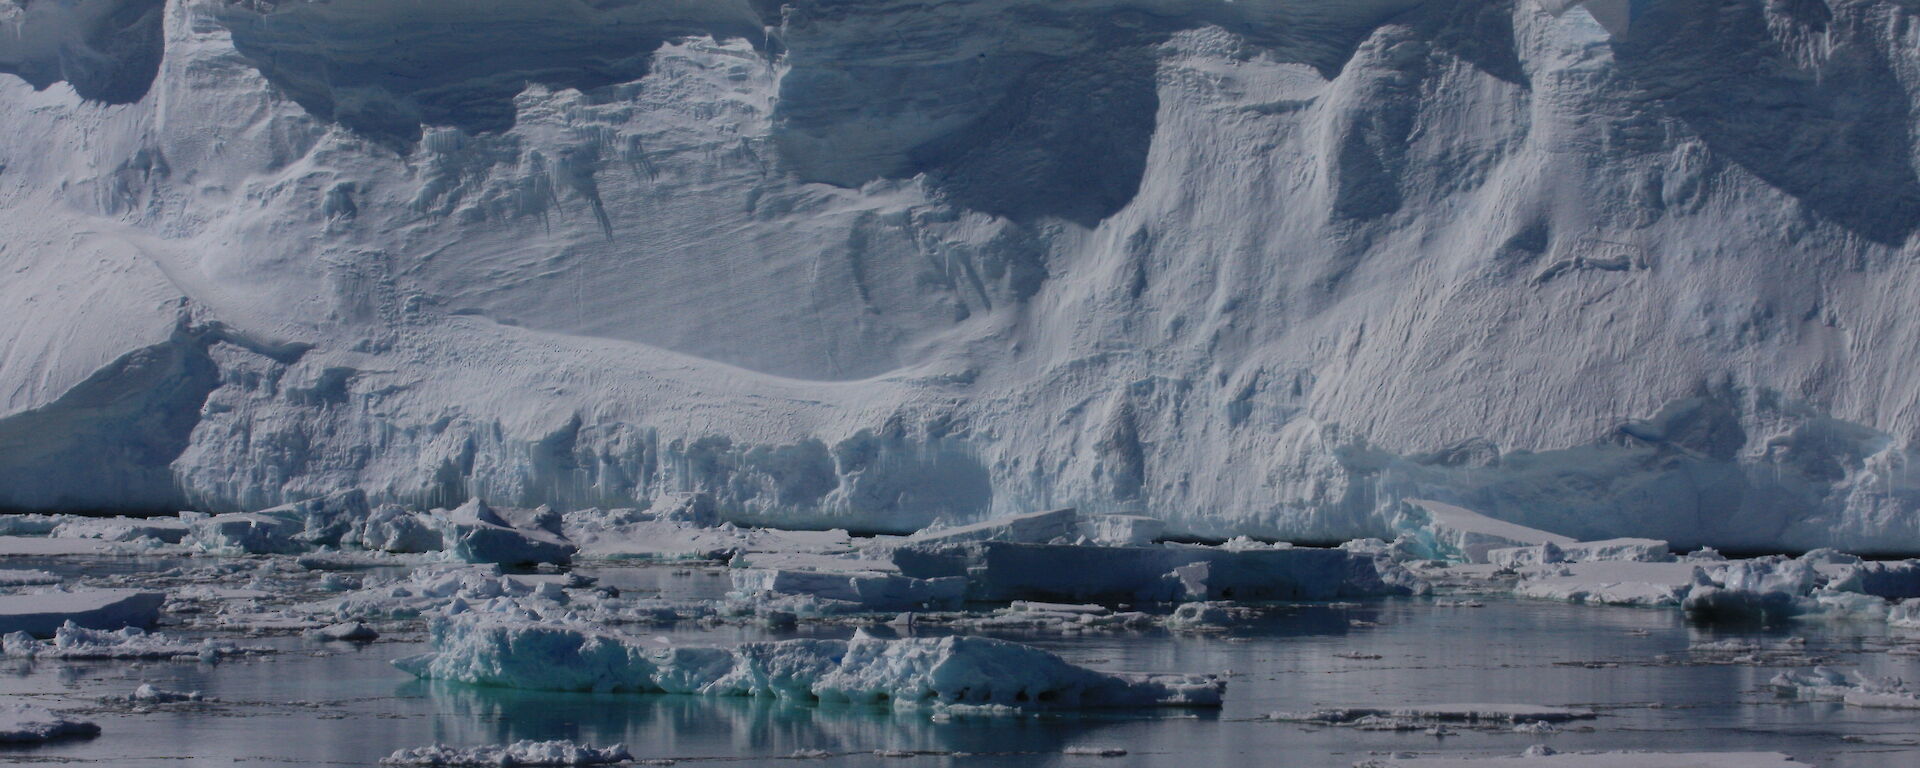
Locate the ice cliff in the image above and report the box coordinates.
[5,0,1920,552]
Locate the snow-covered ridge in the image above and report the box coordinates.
[5,1,1920,551]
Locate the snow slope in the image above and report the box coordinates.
[6,0,1920,551]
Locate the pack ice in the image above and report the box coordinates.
[6,0,1920,554]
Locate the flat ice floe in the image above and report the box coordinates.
[0,589,163,636]
[905,508,1079,545]
[0,702,99,743]
[892,540,1398,603]
[1511,562,1700,607]
[396,615,1224,713]
[1393,501,1576,564]
[1275,703,1597,726]
[1359,750,1811,767]
[0,535,122,556]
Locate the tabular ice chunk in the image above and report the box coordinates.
[442,500,576,566]
[894,541,1399,603]
[1393,500,1575,565]
[0,590,163,637]
[908,508,1079,546]
[0,703,99,744]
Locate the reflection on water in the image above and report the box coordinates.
[410,680,1175,760]
[1,571,1917,766]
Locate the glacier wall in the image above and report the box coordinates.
[5,0,1920,551]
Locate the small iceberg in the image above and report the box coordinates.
[396,615,1224,714]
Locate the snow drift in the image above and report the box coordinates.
[7,1,1920,552]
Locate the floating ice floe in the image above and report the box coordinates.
[307,621,379,641]
[396,616,1225,713]
[442,500,576,566]
[1358,749,1811,767]
[1078,514,1166,547]
[0,535,122,556]
[4,621,263,661]
[1488,539,1672,569]
[0,569,61,587]
[356,505,447,553]
[1392,500,1576,565]
[104,684,204,705]
[906,508,1079,546]
[1501,547,1920,625]
[893,540,1401,603]
[311,565,576,620]
[953,601,1157,632]
[381,740,631,766]
[0,702,99,743]
[1512,562,1700,607]
[562,495,828,562]
[129,684,203,704]
[1769,667,1920,710]
[0,589,164,636]
[0,515,67,537]
[185,511,308,555]
[729,567,964,613]
[50,516,189,544]
[1276,703,1597,727]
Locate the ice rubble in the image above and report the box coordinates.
[0,589,163,636]
[382,741,631,767]
[4,621,261,661]
[1497,546,1920,622]
[1768,667,1920,710]
[1488,539,1671,569]
[1360,751,1811,767]
[0,702,99,744]
[124,684,203,704]
[0,569,61,587]
[396,615,1225,712]
[312,565,579,621]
